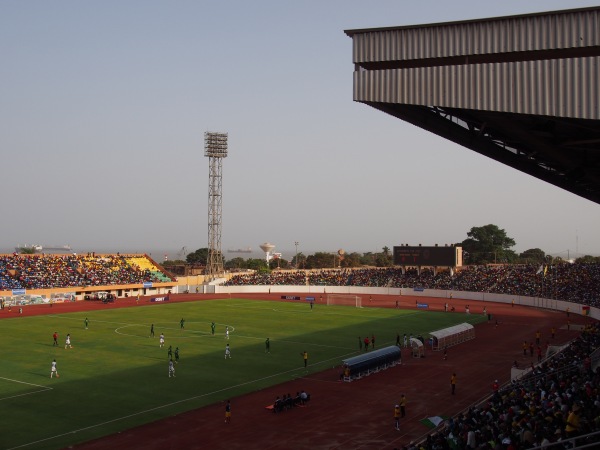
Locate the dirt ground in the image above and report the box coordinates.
[3,293,590,450]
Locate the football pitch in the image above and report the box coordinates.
[1,298,486,449]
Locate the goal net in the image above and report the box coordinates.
[326,294,362,307]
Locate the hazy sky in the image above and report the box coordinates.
[2,1,599,260]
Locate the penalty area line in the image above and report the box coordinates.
[0,377,52,402]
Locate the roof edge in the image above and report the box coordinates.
[344,6,600,37]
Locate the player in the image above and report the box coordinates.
[65,333,72,349]
[168,345,173,359]
[159,333,165,348]
[84,318,89,329]
[180,318,185,330]
[265,337,270,353]
[51,359,59,378]
[225,343,231,359]
[225,326,229,340]
[150,323,155,338]
[211,321,216,335]
[225,400,231,423]
[53,331,59,347]
[174,347,180,363]
[168,359,175,378]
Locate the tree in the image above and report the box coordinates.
[305,252,339,269]
[186,248,208,265]
[461,224,516,264]
[576,255,600,263]
[341,252,362,268]
[291,252,306,269]
[376,247,393,267]
[246,258,268,271]
[519,248,546,264]
[224,257,246,270]
[269,257,289,270]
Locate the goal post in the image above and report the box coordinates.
[326,294,362,308]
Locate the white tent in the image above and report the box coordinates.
[430,322,475,351]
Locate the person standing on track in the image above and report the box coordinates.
[225,400,231,424]
[399,394,407,417]
[394,404,401,430]
[450,373,457,395]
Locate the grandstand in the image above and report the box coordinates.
[0,253,176,303]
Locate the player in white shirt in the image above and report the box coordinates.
[225,343,231,359]
[159,333,165,348]
[65,334,72,349]
[51,359,59,378]
[168,359,175,377]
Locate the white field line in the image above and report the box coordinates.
[8,352,352,450]
[0,377,52,402]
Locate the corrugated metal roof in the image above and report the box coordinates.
[347,7,600,62]
[353,57,600,120]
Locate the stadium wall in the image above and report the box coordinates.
[214,285,600,320]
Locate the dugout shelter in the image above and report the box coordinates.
[341,345,401,381]
[429,322,475,351]
[410,337,425,358]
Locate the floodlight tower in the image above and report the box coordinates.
[204,131,228,281]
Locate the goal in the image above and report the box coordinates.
[326,294,362,307]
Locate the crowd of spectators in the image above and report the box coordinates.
[0,253,170,290]
[416,323,600,450]
[222,271,307,286]
[224,264,600,307]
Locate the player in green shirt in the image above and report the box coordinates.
[211,322,216,335]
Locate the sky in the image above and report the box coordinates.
[2,0,600,261]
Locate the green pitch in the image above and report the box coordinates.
[1,299,485,449]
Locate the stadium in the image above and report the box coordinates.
[2,6,600,450]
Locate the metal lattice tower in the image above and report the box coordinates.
[204,132,228,281]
